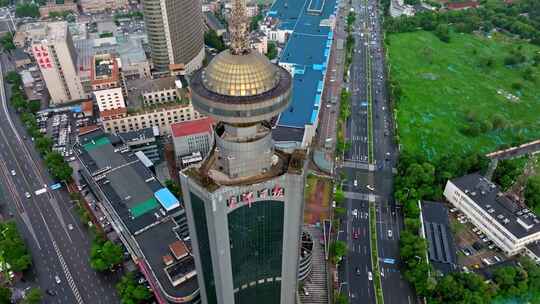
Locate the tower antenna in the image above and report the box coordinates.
[229,0,249,55]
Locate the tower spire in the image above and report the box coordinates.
[229,0,249,55]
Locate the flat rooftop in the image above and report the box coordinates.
[450,173,540,239]
[77,130,197,298]
[269,0,338,130]
[421,201,457,274]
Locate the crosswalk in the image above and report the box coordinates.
[343,191,379,202]
[299,226,329,304]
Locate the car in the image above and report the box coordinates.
[24,192,31,199]
[488,244,495,250]
[368,271,373,281]
[366,185,375,191]
[493,256,502,262]
[462,248,471,256]
[354,179,358,187]
[46,289,57,296]
[10,170,16,176]
[482,237,489,243]
[67,224,74,230]
[55,275,61,284]
[303,287,309,296]
[356,267,361,275]
[353,230,359,239]
[352,209,358,218]
[472,227,479,233]
[387,230,393,238]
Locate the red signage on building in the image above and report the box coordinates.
[32,44,53,69]
[226,186,285,209]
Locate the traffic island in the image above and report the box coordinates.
[369,203,384,304]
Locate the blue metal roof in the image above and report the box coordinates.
[154,188,180,211]
[271,0,338,129]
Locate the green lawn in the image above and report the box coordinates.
[388,31,540,159]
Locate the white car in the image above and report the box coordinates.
[24,192,31,199]
[366,185,375,191]
[387,230,393,238]
[354,179,358,187]
[67,224,74,230]
[368,271,373,281]
[55,275,61,284]
[352,209,358,218]
[10,170,16,176]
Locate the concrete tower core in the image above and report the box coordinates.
[180,1,306,303]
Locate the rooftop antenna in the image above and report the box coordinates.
[229,0,250,55]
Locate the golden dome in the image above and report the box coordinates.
[201,50,280,97]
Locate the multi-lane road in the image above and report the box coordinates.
[335,0,417,302]
[0,56,118,303]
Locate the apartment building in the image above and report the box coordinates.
[94,87,125,112]
[80,0,128,14]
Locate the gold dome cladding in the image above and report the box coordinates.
[201,50,280,97]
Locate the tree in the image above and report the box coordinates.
[15,3,40,18]
[204,29,226,52]
[525,176,540,211]
[27,100,41,113]
[90,239,123,272]
[0,33,15,52]
[164,179,182,198]
[334,292,349,304]
[0,286,11,304]
[329,240,347,264]
[116,273,152,304]
[434,24,450,43]
[5,71,21,86]
[45,151,73,181]
[0,221,32,273]
[23,287,42,304]
[266,42,278,60]
[35,136,53,155]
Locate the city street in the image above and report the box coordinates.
[0,57,118,303]
[334,0,417,302]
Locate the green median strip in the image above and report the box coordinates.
[370,203,384,304]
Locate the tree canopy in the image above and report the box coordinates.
[0,221,32,273]
[45,151,73,181]
[116,273,152,304]
[90,239,124,272]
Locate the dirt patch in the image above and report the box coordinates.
[304,175,331,225]
[164,143,179,182]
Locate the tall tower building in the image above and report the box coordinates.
[29,22,86,105]
[179,1,306,303]
[141,0,205,74]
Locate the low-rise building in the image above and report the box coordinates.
[13,48,31,68]
[94,87,126,112]
[39,1,78,18]
[444,173,540,257]
[204,12,226,37]
[76,129,199,303]
[101,103,203,135]
[126,76,185,107]
[118,127,160,162]
[80,0,128,14]
[171,117,214,162]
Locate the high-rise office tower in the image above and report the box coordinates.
[179,1,306,303]
[141,0,205,74]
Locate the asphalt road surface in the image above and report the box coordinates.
[336,0,417,302]
[0,56,119,303]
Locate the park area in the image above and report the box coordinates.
[387,31,540,160]
[304,174,331,225]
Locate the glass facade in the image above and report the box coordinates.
[228,200,284,303]
[190,192,217,304]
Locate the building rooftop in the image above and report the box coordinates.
[171,117,214,138]
[27,21,69,43]
[92,54,119,84]
[204,11,226,32]
[76,130,198,299]
[268,0,337,130]
[421,201,457,274]
[450,173,540,239]
[117,127,157,143]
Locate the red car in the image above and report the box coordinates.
[353,230,359,239]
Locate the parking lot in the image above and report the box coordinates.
[35,110,94,160]
[448,206,507,271]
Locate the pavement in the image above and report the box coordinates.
[332,0,418,302]
[0,56,119,303]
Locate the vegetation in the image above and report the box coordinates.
[492,158,527,191]
[204,29,226,52]
[0,286,11,304]
[0,33,15,53]
[89,238,124,272]
[15,3,39,18]
[48,11,75,22]
[343,12,356,79]
[387,31,540,160]
[525,176,540,214]
[336,88,352,155]
[45,151,73,181]
[329,240,347,264]
[250,5,264,31]
[0,221,32,274]
[164,179,182,199]
[116,272,152,304]
[369,204,384,303]
[23,287,42,304]
[266,42,278,60]
[99,32,114,38]
[334,292,349,304]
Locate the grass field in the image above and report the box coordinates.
[387,31,540,159]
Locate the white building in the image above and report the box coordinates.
[94,87,126,112]
[444,173,540,257]
[28,22,86,105]
[171,117,213,160]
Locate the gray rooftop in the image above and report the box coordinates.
[421,201,457,274]
[450,173,540,239]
